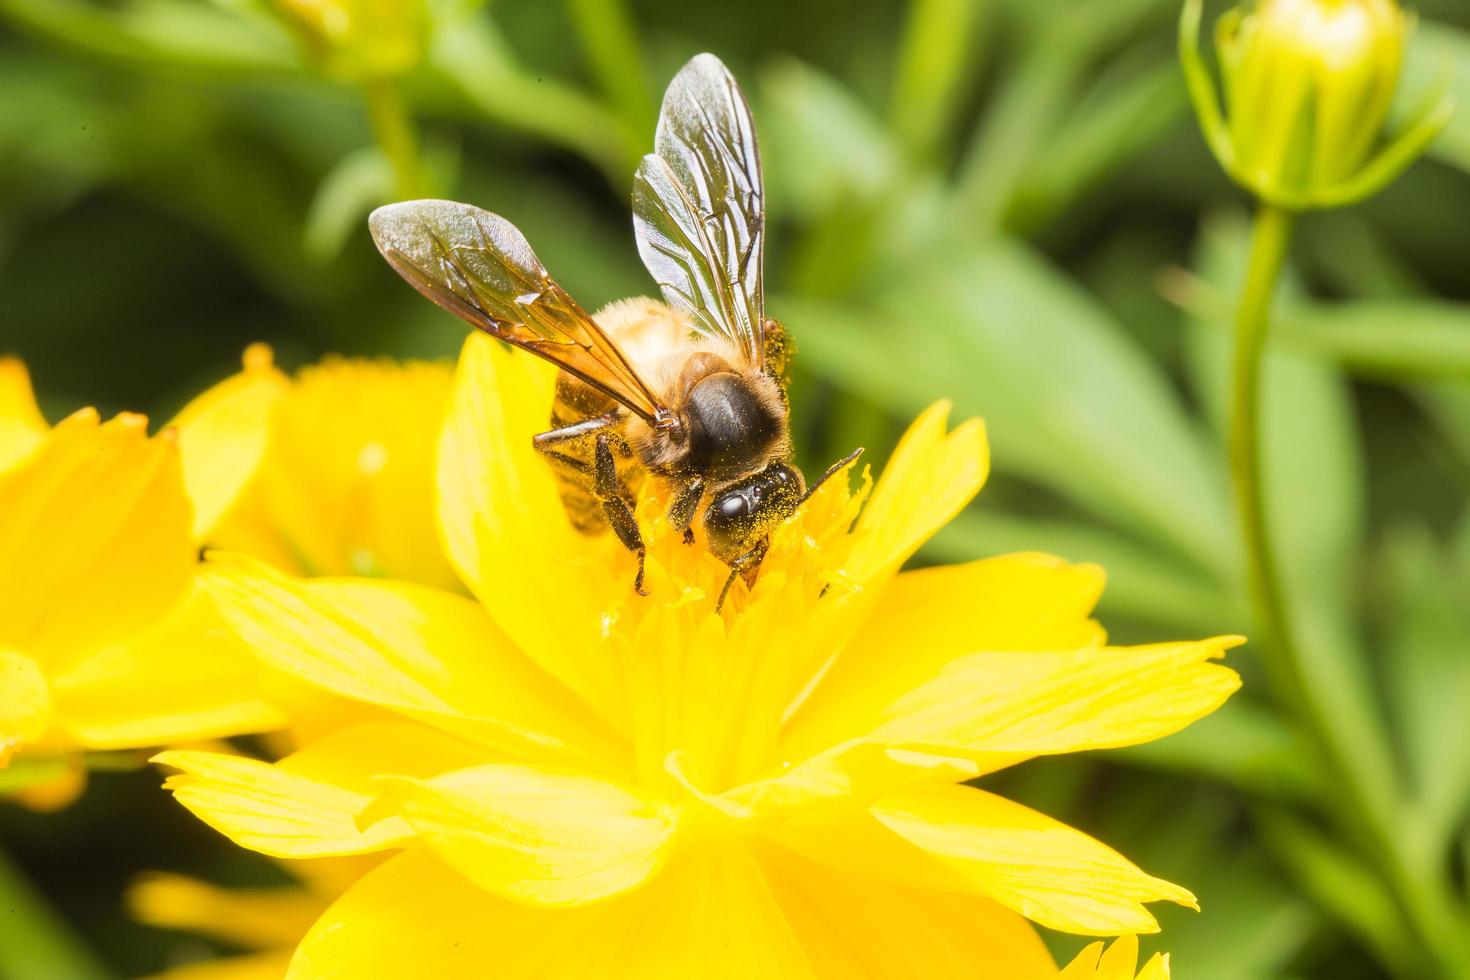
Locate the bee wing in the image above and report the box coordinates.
[633,53,766,371]
[370,200,667,424]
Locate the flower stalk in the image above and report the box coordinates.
[1231,203,1470,979]
[362,77,427,200]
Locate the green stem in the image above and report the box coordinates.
[564,0,654,138]
[362,76,426,199]
[889,0,986,164]
[0,847,112,980]
[1232,204,1470,977]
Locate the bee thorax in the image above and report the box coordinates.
[684,373,784,479]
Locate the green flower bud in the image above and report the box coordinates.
[1180,0,1452,210]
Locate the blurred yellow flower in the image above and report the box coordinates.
[270,0,428,80]
[130,855,381,980]
[0,356,288,810]
[1060,936,1170,980]
[119,350,454,973]
[208,353,460,592]
[160,333,1241,977]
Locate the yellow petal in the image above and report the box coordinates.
[0,410,193,661]
[780,404,990,703]
[50,581,288,750]
[201,556,624,772]
[283,854,385,900]
[436,333,624,723]
[155,749,403,859]
[782,553,1107,762]
[1059,936,1170,980]
[843,401,989,587]
[211,356,458,589]
[1096,934,1140,979]
[760,843,1057,979]
[385,763,677,907]
[8,758,86,811]
[128,872,325,948]
[289,844,817,980]
[1138,953,1171,980]
[140,951,294,980]
[0,357,47,472]
[604,843,813,978]
[870,784,1196,935]
[287,848,598,979]
[1059,941,1106,979]
[155,722,480,858]
[0,651,51,765]
[170,344,288,541]
[865,637,1242,772]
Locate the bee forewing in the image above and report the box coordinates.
[369,199,666,423]
[633,53,766,371]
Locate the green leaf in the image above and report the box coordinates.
[888,0,989,163]
[1413,380,1470,464]
[425,12,633,180]
[1150,843,1317,978]
[1379,527,1470,851]
[0,0,299,75]
[1116,698,1320,801]
[1009,53,1188,233]
[759,58,898,221]
[1398,20,1470,175]
[303,148,395,262]
[880,239,1234,571]
[1281,300,1470,382]
[1257,807,1420,974]
[1173,276,1470,382]
[0,848,113,980]
[925,507,1240,633]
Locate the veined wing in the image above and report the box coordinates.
[370,200,667,424]
[633,53,766,370]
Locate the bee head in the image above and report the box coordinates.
[702,462,804,562]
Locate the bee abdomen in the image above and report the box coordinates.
[543,373,643,535]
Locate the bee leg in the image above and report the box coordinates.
[532,414,623,454]
[666,477,704,546]
[715,538,769,612]
[594,433,648,597]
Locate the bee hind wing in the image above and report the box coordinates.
[633,54,767,371]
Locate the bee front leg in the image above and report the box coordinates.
[715,538,769,612]
[666,477,704,545]
[594,433,648,597]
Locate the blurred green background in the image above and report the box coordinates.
[3,0,1470,977]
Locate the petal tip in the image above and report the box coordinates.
[243,342,276,372]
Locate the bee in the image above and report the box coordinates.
[369,53,859,609]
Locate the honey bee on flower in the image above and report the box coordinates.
[369,54,858,609]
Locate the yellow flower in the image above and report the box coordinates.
[208,353,459,592]
[1060,936,1170,980]
[163,333,1241,977]
[0,355,288,809]
[270,0,429,81]
[130,856,381,980]
[122,350,457,972]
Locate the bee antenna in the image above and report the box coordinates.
[799,447,864,506]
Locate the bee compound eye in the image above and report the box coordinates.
[718,493,752,520]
